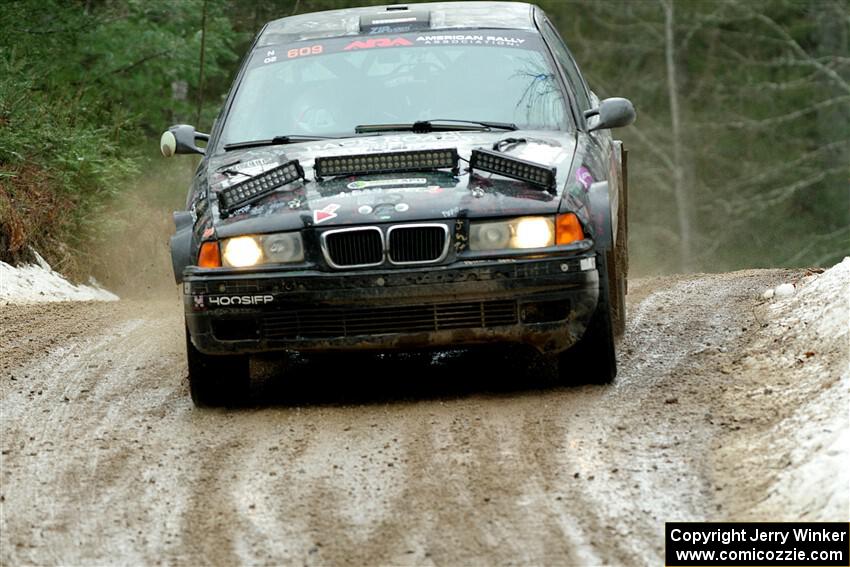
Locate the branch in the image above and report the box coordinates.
[83,50,170,85]
[705,164,848,218]
[18,15,124,35]
[784,226,850,266]
[697,96,850,129]
[625,124,675,172]
[721,140,850,192]
[737,5,850,95]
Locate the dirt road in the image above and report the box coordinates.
[1,268,847,566]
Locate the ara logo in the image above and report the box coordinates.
[208,295,274,306]
[344,37,413,50]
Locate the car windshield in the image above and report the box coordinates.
[220,30,568,147]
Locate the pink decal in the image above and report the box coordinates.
[313,203,340,224]
[344,37,413,51]
[576,166,593,191]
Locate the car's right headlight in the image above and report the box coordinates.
[469,216,555,251]
[468,214,584,252]
[217,232,304,268]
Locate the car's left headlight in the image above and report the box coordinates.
[221,232,304,267]
[469,216,555,251]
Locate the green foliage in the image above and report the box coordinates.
[0,59,137,271]
[0,0,241,273]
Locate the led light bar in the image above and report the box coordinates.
[314,148,459,180]
[470,149,557,193]
[218,160,304,215]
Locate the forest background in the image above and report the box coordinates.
[0,0,847,293]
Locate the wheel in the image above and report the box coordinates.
[186,328,250,407]
[608,240,626,338]
[557,250,617,384]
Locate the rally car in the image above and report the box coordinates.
[161,1,635,406]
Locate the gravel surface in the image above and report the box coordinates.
[1,267,847,566]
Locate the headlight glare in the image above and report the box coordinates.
[222,236,263,267]
[513,217,554,249]
[220,232,305,268]
[469,216,555,251]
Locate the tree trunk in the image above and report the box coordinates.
[662,0,692,272]
[195,0,208,128]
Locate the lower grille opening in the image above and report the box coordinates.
[263,300,517,339]
[520,300,570,324]
[212,318,259,341]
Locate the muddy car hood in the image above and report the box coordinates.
[204,130,582,238]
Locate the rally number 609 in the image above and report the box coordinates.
[287,45,323,59]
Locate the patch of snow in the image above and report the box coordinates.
[770,256,850,342]
[760,256,850,519]
[0,250,118,305]
[773,282,796,298]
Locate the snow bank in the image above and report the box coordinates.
[0,251,118,305]
[769,257,850,344]
[758,257,849,519]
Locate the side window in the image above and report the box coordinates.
[541,22,592,115]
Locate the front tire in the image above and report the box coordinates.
[557,251,617,384]
[186,328,250,407]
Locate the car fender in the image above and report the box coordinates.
[170,211,194,284]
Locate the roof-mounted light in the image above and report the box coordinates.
[359,9,431,33]
[314,148,459,180]
[218,160,304,215]
[469,149,557,194]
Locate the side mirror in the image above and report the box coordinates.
[584,98,636,132]
[160,124,210,157]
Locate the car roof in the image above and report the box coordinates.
[257,2,537,47]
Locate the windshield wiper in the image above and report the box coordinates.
[355,119,518,134]
[223,134,336,151]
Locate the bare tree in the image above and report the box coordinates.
[660,0,692,271]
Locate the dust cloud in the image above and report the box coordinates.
[87,156,194,299]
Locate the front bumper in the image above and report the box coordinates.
[183,253,599,355]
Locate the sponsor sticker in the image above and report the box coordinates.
[579,257,596,271]
[415,35,526,46]
[372,16,417,25]
[347,178,427,189]
[394,203,409,212]
[373,203,395,220]
[208,295,274,307]
[576,166,594,191]
[313,203,340,224]
[315,185,444,204]
[344,37,413,50]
